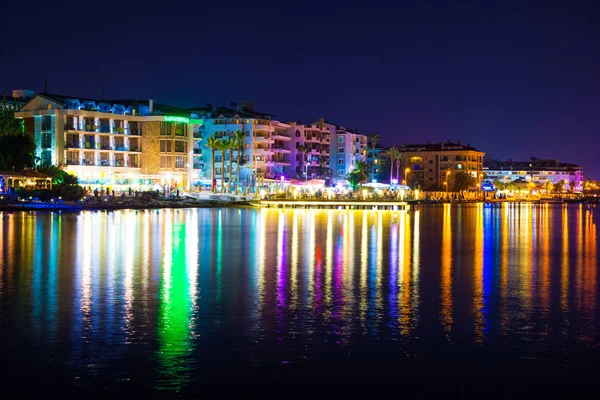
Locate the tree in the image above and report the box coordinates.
[216,139,228,193]
[0,96,23,136]
[386,146,401,183]
[221,136,234,193]
[453,171,478,191]
[347,160,370,190]
[36,165,79,185]
[367,133,380,179]
[0,133,35,171]
[297,145,311,179]
[206,135,219,193]
[569,181,575,193]
[234,130,247,194]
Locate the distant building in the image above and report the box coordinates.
[15,93,201,190]
[1,89,34,110]
[398,141,485,190]
[484,159,584,191]
[326,123,368,183]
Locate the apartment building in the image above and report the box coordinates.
[15,93,201,190]
[399,141,485,190]
[287,120,331,180]
[484,159,584,191]
[326,123,368,183]
[191,102,292,185]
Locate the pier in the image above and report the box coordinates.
[259,200,409,210]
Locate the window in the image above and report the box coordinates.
[41,115,52,131]
[160,122,172,136]
[160,156,172,168]
[215,155,222,162]
[42,132,52,148]
[160,140,172,152]
[338,169,344,176]
[175,156,185,168]
[338,147,345,153]
[338,158,344,165]
[295,130,301,137]
[174,123,185,136]
[175,140,186,152]
[429,160,433,164]
[337,136,344,143]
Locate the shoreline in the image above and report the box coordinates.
[0,198,593,213]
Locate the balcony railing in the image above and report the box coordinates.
[65,142,81,149]
[99,126,111,133]
[99,144,113,150]
[129,147,141,152]
[193,148,202,154]
[129,129,141,136]
[64,124,76,131]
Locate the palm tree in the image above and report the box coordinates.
[216,139,229,193]
[368,133,380,179]
[297,144,311,180]
[386,146,401,183]
[234,130,247,194]
[347,160,370,190]
[221,136,234,193]
[206,135,220,193]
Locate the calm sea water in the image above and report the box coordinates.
[0,204,598,392]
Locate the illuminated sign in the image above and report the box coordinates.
[164,116,190,124]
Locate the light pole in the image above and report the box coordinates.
[446,170,450,193]
[405,168,410,187]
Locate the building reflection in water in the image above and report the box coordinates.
[1,204,598,390]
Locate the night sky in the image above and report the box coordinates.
[2,1,598,177]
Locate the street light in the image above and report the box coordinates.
[405,168,410,186]
[446,170,451,193]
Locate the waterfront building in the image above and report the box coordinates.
[398,141,485,190]
[189,102,292,186]
[326,123,368,183]
[15,93,201,190]
[365,145,390,183]
[484,159,584,191]
[287,120,331,181]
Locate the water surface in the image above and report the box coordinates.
[0,204,598,391]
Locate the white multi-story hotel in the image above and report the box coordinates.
[15,93,202,190]
[326,123,368,183]
[191,102,292,186]
[484,159,584,191]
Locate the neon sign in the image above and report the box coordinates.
[164,116,190,124]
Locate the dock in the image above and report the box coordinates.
[259,200,409,210]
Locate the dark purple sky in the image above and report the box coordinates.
[2,1,599,177]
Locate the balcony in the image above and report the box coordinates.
[113,127,126,134]
[115,146,130,151]
[65,142,81,149]
[128,129,141,136]
[193,148,202,155]
[84,125,98,132]
[66,160,80,166]
[272,145,290,153]
[255,124,273,131]
[99,126,111,134]
[129,146,141,152]
[99,144,113,151]
[272,133,291,141]
[64,124,77,131]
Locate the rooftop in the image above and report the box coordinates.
[398,141,482,152]
[188,105,274,119]
[23,93,192,117]
[486,159,583,172]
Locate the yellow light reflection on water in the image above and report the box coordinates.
[440,203,453,337]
